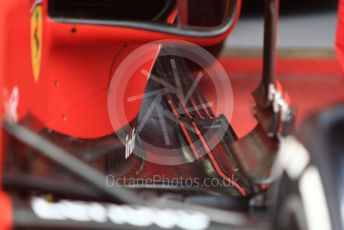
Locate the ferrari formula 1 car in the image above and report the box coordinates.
[0,0,343,230]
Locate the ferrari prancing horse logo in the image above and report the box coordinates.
[31,2,43,82]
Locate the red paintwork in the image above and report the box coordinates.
[220,57,344,138]
[337,0,344,75]
[0,1,240,226]
[1,0,241,139]
[107,44,162,133]
[0,192,12,230]
[166,7,178,24]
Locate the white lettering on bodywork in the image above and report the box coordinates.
[31,197,210,230]
[3,86,19,122]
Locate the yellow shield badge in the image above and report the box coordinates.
[31,3,43,82]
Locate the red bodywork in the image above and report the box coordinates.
[1,0,241,139]
[0,1,241,228]
[337,0,344,74]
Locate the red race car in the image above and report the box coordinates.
[0,0,343,230]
